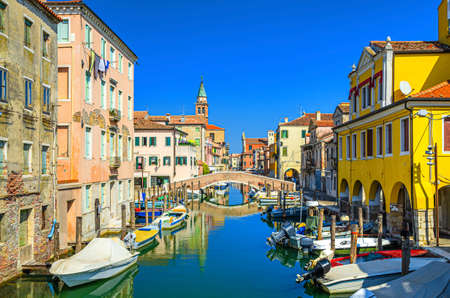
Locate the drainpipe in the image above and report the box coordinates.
[405,101,417,243]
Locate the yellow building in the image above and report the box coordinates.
[336,0,450,245]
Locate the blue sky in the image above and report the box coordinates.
[83,0,439,152]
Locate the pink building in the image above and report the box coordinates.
[48,1,138,246]
[134,117,198,187]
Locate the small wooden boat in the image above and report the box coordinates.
[148,205,188,230]
[313,237,391,253]
[49,238,139,287]
[316,257,446,295]
[124,227,159,250]
[351,261,450,297]
[331,249,429,267]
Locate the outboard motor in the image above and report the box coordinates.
[300,237,314,255]
[282,222,296,238]
[296,258,331,283]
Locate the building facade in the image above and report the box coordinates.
[336,0,450,245]
[0,0,60,282]
[134,117,197,187]
[47,1,137,246]
[240,132,267,170]
[277,112,332,182]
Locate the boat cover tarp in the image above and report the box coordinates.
[351,261,450,298]
[319,257,446,286]
[50,238,133,275]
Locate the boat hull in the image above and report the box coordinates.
[161,214,187,230]
[56,254,139,287]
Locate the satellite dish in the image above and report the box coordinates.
[400,81,412,96]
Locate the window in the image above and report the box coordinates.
[400,117,409,153]
[41,145,48,174]
[109,85,115,109]
[85,24,91,48]
[57,126,69,157]
[101,38,106,58]
[378,78,383,102]
[163,156,171,166]
[281,130,288,138]
[360,131,366,159]
[376,126,383,156]
[42,86,50,113]
[0,139,7,169]
[24,19,32,48]
[85,127,92,159]
[0,68,7,102]
[209,133,215,141]
[136,156,144,170]
[352,94,357,113]
[118,54,123,72]
[42,31,49,57]
[249,145,252,151]
[385,123,392,155]
[444,116,450,152]
[57,19,69,42]
[119,181,123,202]
[149,137,156,146]
[127,96,132,120]
[367,129,373,157]
[302,130,306,138]
[23,143,32,174]
[118,135,123,160]
[19,209,31,247]
[85,72,91,103]
[127,137,132,161]
[128,62,132,80]
[338,137,343,160]
[110,132,115,157]
[176,157,188,165]
[149,156,158,165]
[361,85,371,109]
[24,78,32,108]
[282,147,287,157]
[57,67,69,99]
[0,2,6,33]
[142,137,147,146]
[101,81,106,109]
[41,205,48,230]
[346,135,350,159]
[128,180,131,200]
[135,136,140,146]
[110,47,115,67]
[118,90,123,113]
[195,127,200,132]
[352,134,357,159]
[195,138,200,146]
[101,130,106,160]
[100,183,106,205]
[84,185,91,211]
[165,137,171,146]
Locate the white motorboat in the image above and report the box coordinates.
[49,238,139,287]
[313,237,391,252]
[147,205,188,230]
[316,257,446,295]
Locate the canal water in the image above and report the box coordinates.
[0,183,327,298]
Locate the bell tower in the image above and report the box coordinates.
[195,77,208,120]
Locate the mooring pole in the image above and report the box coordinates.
[121,204,127,240]
[318,208,324,240]
[358,207,363,236]
[54,222,60,260]
[350,224,358,264]
[76,216,82,253]
[377,213,383,251]
[331,215,336,251]
[130,201,135,229]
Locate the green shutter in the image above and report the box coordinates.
[135,137,139,146]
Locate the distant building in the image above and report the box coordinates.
[230,153,241,170]
[0,0,60,282]
[241,132,268,170]
[277,112,332,182]
[134,116,197,187]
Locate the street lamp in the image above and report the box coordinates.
[417,109,440,247]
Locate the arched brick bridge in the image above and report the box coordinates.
[169,171,295,191]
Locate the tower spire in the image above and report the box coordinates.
[195,76,208,119]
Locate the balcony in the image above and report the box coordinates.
[109,109,121,122]
[110,156,121,168]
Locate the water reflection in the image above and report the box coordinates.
[209,183,251,206]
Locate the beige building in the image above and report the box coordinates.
[0,0,60,282]
[277,112,332,181]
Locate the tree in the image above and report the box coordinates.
[202,163,210,175]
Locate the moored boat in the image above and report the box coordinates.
[124,228,159,250]
[147,205,188,230]
[313,237,391,253]
[49,238,139,287]
[331,249,429,267]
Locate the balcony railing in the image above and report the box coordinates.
[109,109,121,122]
[110,156,121,168]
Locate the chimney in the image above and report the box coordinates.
[316,111,321,121]
[284,117,288,123]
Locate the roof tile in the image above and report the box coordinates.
[411,80,450,98]
[370,41,450,53]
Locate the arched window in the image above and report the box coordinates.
[202,107,205,114]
